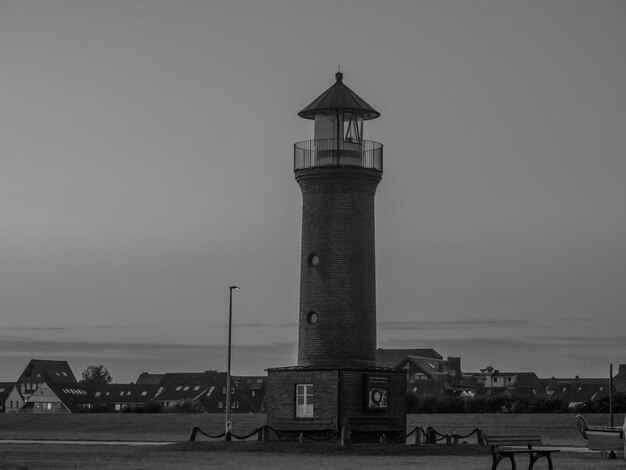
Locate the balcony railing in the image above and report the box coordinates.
[294,139,383,171]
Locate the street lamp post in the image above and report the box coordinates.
[225,285,239,441]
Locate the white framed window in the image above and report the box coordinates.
[296,384,313,418]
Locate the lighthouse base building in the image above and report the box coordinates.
[266,72,406,441]
[267,367,406,441]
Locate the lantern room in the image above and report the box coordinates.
[294,72,383,171]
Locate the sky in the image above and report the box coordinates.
[1,0,625,383]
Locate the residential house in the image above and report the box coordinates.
[87,383,159,412]
[135,372,165,385]
[16,359,78,400]
[2,383,23,413]
[375,348,443,368]
[612,364,626,393]
[16,359,92,413]
[545,377,612,409]
[231,376,266,413]
[470,367,544,398]
[152,371,226,411]
[0,383,14,412]
[20,382,92,413]
[150,371,266,413]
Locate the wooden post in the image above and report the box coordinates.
[623,416,626,461]
[610,364,614,428]
[623,415,626,461]
[425,427,436,444]
[414,428,421,446]
[188,426,198,442]
[341,426,350,447]
[477,429,486,446]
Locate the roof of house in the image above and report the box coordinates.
[0,382,16,401]
[398,357,443,379]
[152,372,227,402]
[86,383,159,405]
[376,348,443,368]
[43,382,91,411]
[19,359,78,385]
[135,373,165,385]
[548,382,611,404]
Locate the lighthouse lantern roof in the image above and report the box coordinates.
[298,72,380,121]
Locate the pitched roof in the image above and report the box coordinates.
[86,383,159,405]
[19,359,78,384]
[376,348,443,368]
[548,382,611,404]
[152,372,226,402]
[135,373,165,385]
[0,382,16,401]
[40,382,91,412]
[298,72,380,120]
[399,357,443,379]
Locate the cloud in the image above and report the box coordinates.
[0,336,298,382]
[378,319,529,330]
[3,327,77,332]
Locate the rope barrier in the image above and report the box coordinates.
[191,426,226,440]
[301,431,340,442]
[387,425,424,442]
[189,423,483,446]
[230,426,263,440]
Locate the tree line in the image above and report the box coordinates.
[408,393,626,414]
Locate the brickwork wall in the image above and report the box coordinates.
[295,167,382,367]
[339,369,406,433]
[266,369,339,432]
[266,367,406,436]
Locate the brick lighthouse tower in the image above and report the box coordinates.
[266,72,406,441]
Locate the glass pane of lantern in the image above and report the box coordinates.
[314,113,336,143]
[344,113,363,143]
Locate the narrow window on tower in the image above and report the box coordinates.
[295,384,314,418]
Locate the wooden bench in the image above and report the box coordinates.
[484,435,558,470]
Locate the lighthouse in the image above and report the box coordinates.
[266,72,406,441]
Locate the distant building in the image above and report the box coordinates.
[469,366,544,398]
[86,383,159,412]
[16,359,92,413]
[135,372,165,385]
[1,383,23,413]
[375,348,443,369]
[612,364,626,393]
[0,383,15,412]
[16,359,78,400]
[545,377,612,409]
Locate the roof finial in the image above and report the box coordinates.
[335,65,343,82]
